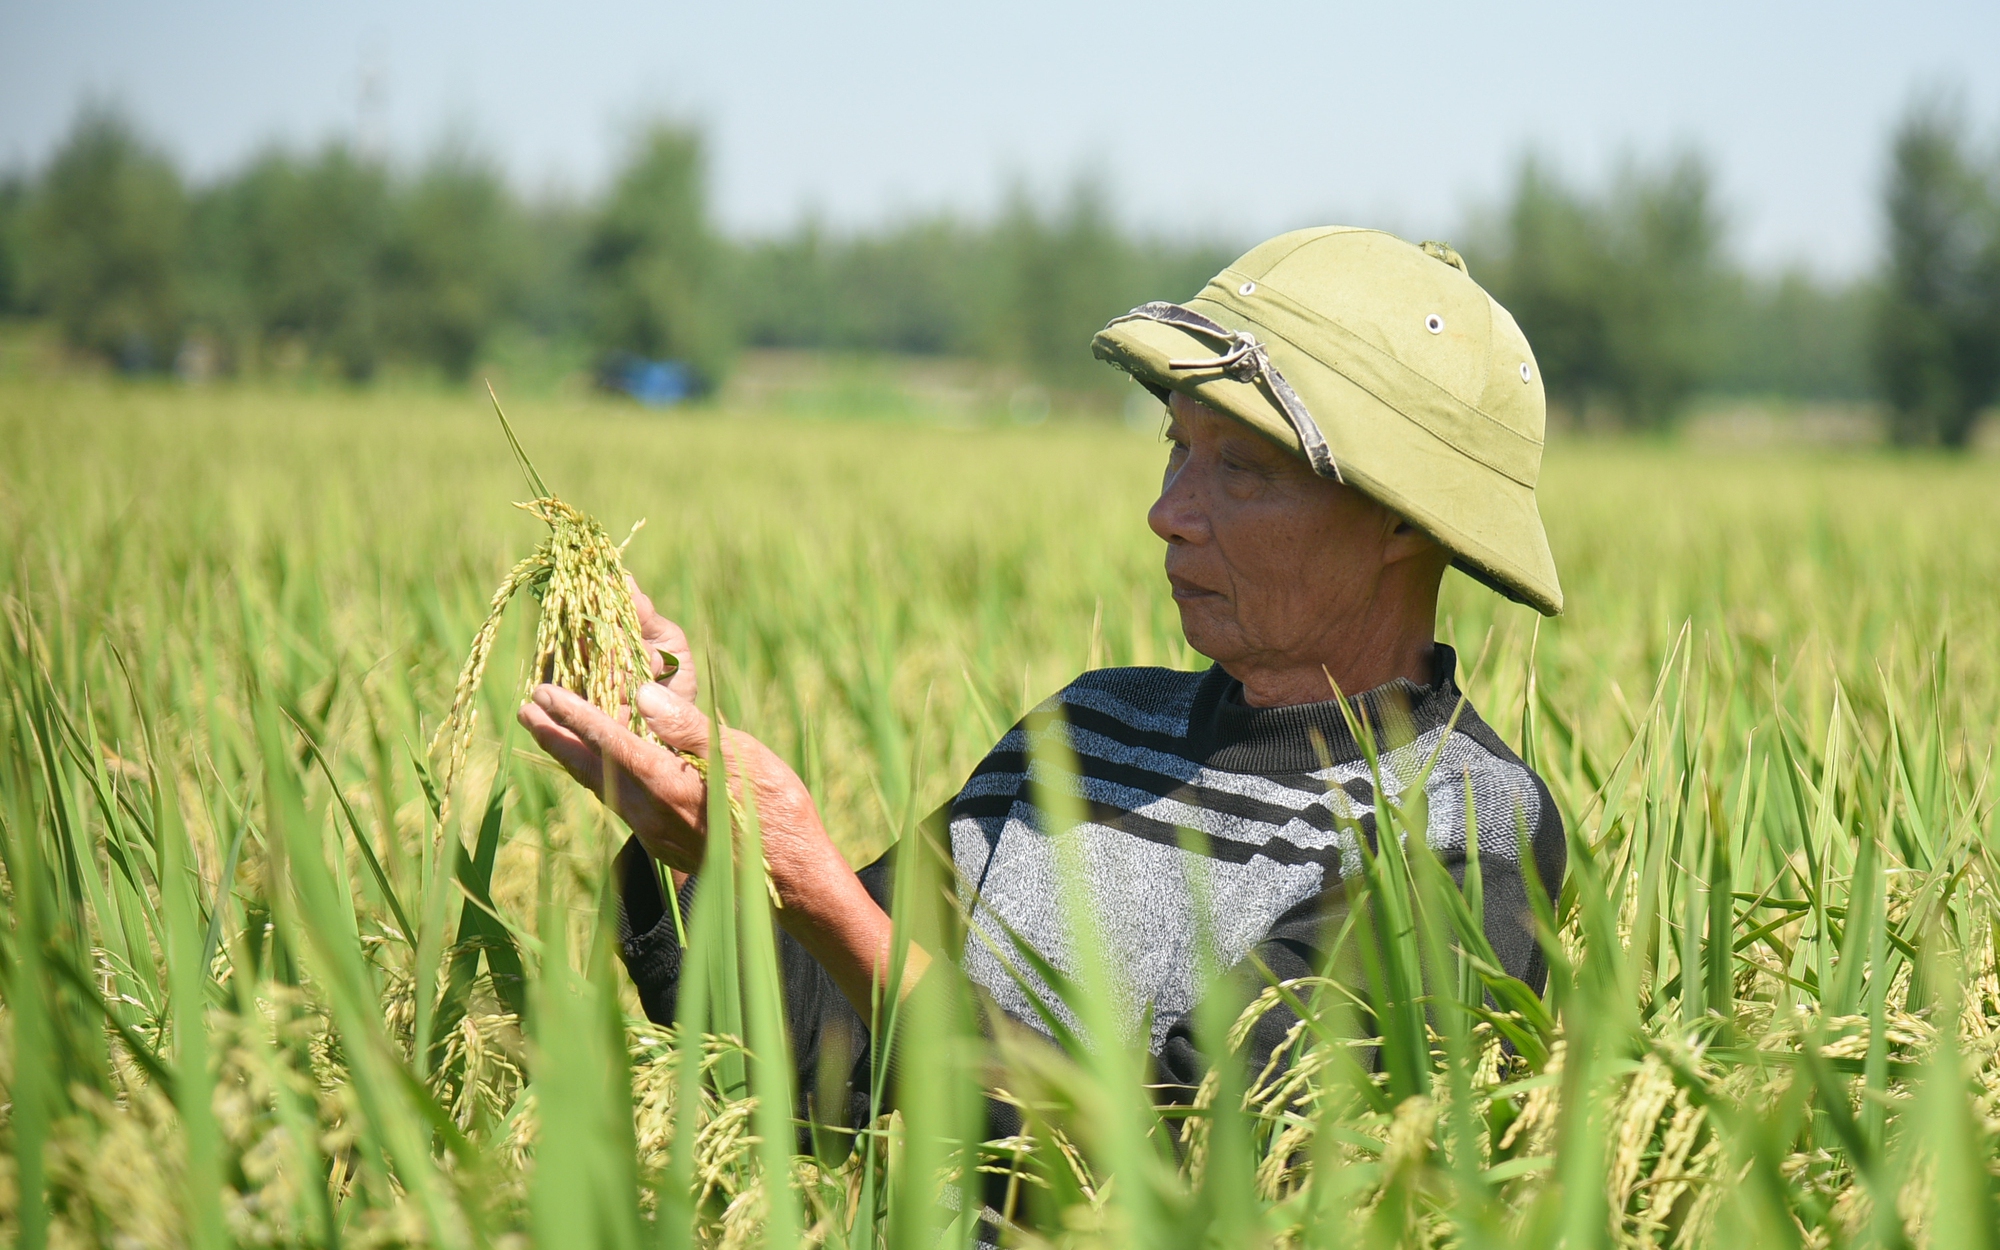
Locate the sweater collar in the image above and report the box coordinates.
[1187,644,1463,775]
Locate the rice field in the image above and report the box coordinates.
[3,375,2000,1248]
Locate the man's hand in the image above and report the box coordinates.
[517,579,924,1017]
[516,674,825,885]
[630,575,697,702]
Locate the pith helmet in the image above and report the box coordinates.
[1091,226,1563,616]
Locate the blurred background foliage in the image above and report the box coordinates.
[1876,93,2000,447]
[2,99,1998,436]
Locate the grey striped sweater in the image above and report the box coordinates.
[617,644,1564,1127]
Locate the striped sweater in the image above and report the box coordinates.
[617,644,1564,1127]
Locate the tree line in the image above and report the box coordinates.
[2,100,1997,441]
[0,108,1229,401]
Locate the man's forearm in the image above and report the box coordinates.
[770,852,929,1023]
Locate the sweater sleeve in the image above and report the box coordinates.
[614,834,893,1137]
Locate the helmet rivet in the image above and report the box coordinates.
[1520,362,1533,382]
[1239,280,1257,296]
[1425,314,1445,334]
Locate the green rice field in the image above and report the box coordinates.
[3,375,2000,1247]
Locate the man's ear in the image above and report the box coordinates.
[1382,513,1443,566]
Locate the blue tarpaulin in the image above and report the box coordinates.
[601,354,695,406]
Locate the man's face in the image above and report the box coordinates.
[1148,391,1397,674]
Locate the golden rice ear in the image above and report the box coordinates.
[433,401,664,817]
[433,461,744,835]
[432,397,765,900]
[429,547,553,818]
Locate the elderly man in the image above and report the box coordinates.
[519,227,1566,1124]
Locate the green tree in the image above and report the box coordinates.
[1874,97,2000,448]
[585,123,732,391]
[730,220,845,351]
[1474,152,1728,428]
[834,218,986,354]
[515,199,592,339]
[1598,154,1728,425]
[1708,269,1872,400]
[196,143,395,379]
[727,182,1231,388]
[986,180,1137,388]
[381,146,526,379]
[0,172,26,315]
[1469,158,1609,420]
[22,106,188,369]
[732,215,988,355]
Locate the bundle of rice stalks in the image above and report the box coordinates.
[427,387,699,818]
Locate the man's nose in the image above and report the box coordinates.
[1148,460,1208,545]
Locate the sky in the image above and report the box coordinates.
[3,1,1997,277]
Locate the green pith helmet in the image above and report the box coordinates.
[1091,226,1563,616]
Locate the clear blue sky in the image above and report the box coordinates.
[4,0,1996,276]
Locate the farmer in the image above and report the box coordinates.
[519,227,1566,1129]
